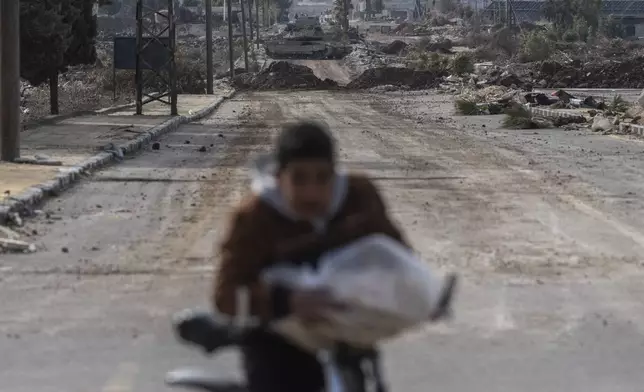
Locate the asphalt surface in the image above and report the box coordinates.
[2,90,644,392]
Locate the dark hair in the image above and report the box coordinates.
[276,121,335,169]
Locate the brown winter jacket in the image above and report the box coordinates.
[213,161,408,323]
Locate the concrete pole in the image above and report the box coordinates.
[227,0,235,78]
[1,0,21,161]
[240,0,249,71]
[206,0,214,94]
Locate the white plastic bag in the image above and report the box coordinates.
[263,234,447,352]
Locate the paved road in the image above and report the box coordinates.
[2,90,644,392]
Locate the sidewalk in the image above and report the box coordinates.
[0,90,234,224]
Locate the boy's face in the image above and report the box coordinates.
[277,159,335,220]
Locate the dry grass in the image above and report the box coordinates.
[501,105,542,129]
[454,98,482,115]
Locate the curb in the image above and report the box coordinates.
[0,90,236,225]
[525,105,644,136]
[527,106,586,119]
[24,101,138,129]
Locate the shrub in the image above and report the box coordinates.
[608,95,629,112]
[455,98,482,115]
[450,52,474,75]
[406,51,450,73]
[518,30,553,62]
[502,105,539,129]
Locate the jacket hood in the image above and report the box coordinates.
[250,154,348,232]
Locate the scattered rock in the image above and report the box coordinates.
[152,142,161,150]
[591,116,614,132]
[0,238,36,253]
[62,247,69,253]
[198,146,207,152]
[0,226,21,240]
[8,212,23,227]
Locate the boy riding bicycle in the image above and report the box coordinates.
[213,121,451,392]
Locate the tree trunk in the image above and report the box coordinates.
[49,70,59,115]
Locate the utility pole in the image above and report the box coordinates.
[343,0,349,33]
[505,0,512,28]
[240,0,249,71]
[248,0,254,42]
[256,0,260,48]
[227,0,235,78]
[206,0,214,94]
[1,0,21,161]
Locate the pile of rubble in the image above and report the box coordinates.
[233,61,338,90]
[454,83,644,133]
[344,43,408,74]
[465,56,644,90]
[532,57,644,88]
[346,66,445,90]
[415,37,455,54]
[381,40,408,55]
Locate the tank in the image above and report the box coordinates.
[264,16,351,59]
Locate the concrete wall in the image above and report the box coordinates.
[636,23,644,37]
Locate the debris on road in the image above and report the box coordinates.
[13,156,63,166]
[0,238,36,253]
[233,61,338,90]
[591,115,615,133]
[346,67,444,90]
[0,225,36,253]
[7,212,23,227]
[0,225,21,240]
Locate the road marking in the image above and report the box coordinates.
[514,166,644,250]
[102,362,139,392]
[560,193,644,250]
[608,134,644,144]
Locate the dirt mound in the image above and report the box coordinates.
[382,40,408,55]
[346,67,445,90]
[534,57,644,88]
[419,38,454,54]
[232,61,338,90]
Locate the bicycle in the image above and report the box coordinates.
[165,273,456,392]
